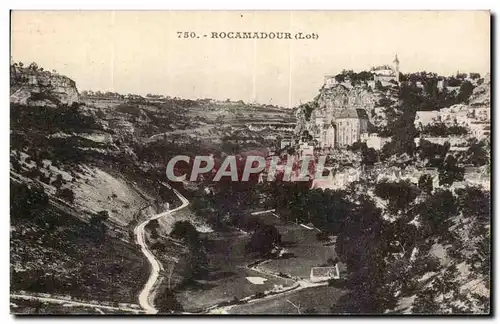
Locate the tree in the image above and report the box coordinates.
[374,180,420,214]
[51,174,64,189]
[438,155,465,187]
[156,289,183,313]
[380,86,419,157]
[91,210,109,225]
[417,139,450,167]
[171,221,199,243]
[466,139,488,166]
[147,219,160,239]
[412,287,440,313]
[418,174,434,194]
[455,186,490,221]
[56,188,75,204]
[301,130,313,142]
[11,183,49,220]
[83,210,109,242]
[28,62,39,71]
[300,101,318,121]
[419,122,468,137]
[247,224,281,255]
[362,147,378,166]
[457,81,474,103]
[333,196,395,313]
[171,221,208,278]
[418,189,458,234]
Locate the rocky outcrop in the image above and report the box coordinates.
[295,83,396,138]
[469,73,490,108]
[10,66,79,107]
[316,84,379,122]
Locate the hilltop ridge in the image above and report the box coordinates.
[10,63,79,107]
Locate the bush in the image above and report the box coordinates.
[156,289,183,313]
[56,188,75,204]
[51,174,65,189]
[316,232,330,242]
[11,182,49,220]
[171,221,199,243]
[438,155,465,187]
[374,180,420,212]
[246,224,281,255]
[328,278,347,288]
[91,210,109,225]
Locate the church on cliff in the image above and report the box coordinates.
[315,108,369,148]
[313,55,399,148]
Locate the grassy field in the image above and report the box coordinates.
[253,212,338,279]
[174,230,291,312]
[173,210,341,313]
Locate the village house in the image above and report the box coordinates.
[415,111,440,128]
[310,264,341,283]
[299,142,315,159]
[324,75,338,88]
[361,133,392,151]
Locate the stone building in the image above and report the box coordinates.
[335,108,369,147]
[321,124,336,148]
[361,133,392,150]
[372,54,400,85]
[310,264,340,283]
[324,75,338,88]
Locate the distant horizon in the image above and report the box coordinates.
[11,11,490,108]
[11,59,489,109]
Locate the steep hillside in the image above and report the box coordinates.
[10,65,79,107]
[10,64,296,313]
[9,68,171,310]
[469,73,490,108]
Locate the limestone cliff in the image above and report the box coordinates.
[295,83,397,138]
[10,66,79,107]
[469,73,490,108]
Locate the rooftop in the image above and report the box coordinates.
[337,108,369,119]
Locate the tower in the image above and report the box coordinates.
[393,54,400,83]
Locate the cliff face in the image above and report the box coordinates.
[10,67,79,107]
[316,84,378,121]
[469,73,490,108]
[295,83,395,137]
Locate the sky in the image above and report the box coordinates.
[11,11,490,108]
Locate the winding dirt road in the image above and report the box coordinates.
[134,184,189,314]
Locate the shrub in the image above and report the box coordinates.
[57,188,75,204]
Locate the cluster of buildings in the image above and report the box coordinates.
[370,54,400,86]
[415,104,490,140]
[323,54,401,89]
[280,56,490,169]
[298,56,402,154]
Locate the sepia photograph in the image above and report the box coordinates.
[9,10,491,315]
